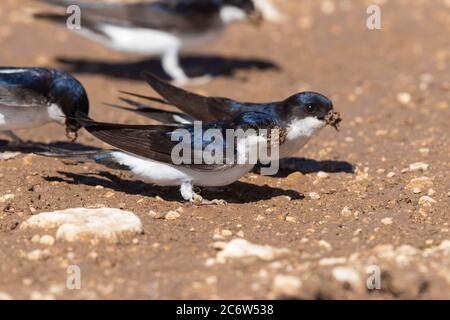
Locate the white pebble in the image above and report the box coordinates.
[309,192,321,200]
[397,92,412,105]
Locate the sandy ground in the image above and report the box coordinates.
[0,0,449,299]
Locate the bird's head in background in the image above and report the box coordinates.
[47,71,90,141]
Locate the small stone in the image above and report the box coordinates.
[21,208,143,243]
[320,0,336,15]
[340,206,352,217]
[427,188,436,196]
[419,148,429,156]
[285,216,297,223]
[0,152,20,161]
[236,230,245,238]
[271,275,302,298]
[381,217,393,225]
[287,172,303,181]
[216,239,289,263]
[221,229,233,237]
[332,267,361,288]
[39,235,55,246]
[375,129,388,136]
[104,191,115,198]
[317,171,330,179]
[418,196,436,206]
[309,192,321,200]
[406,177,433,191]
[25,249,51,261]
[318,240,332,250]
[387,172,396,178]
[413,188,422,194]
[397,92,412,105]
[148,210,164,219]
[165,211,181,220]
[0,194,14,203]
[255,214,265,221]
[409,162,429,172]
[31,234,41,243]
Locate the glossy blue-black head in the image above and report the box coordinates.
[280,92,340,127]
[49,70,89,135]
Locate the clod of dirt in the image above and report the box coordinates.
[21,208,144,243]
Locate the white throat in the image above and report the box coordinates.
[47,104,66,125]
[220,6,247,23]
[280,116,326,158]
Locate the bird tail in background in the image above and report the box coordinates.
[33,12,67,25]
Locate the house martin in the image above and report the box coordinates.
[0,67,89,143]
[108,72,341,161]
[35,0,262,85]
[41,75,339,204]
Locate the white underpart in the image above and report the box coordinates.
[279,116,326,158]
[253,0,285,22]
[111,152,254,200]
[0,104,60,132]
[47,103,66,125]
[0,69,28,74]
[74,23,223,82]
[98,24,182,55]
[220,6,247,23]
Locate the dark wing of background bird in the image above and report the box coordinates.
[0,67,52,108]
[35,0,223,35]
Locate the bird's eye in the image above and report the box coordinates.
[305,104,317,114]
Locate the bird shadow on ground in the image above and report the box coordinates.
[255,157,355,177]
[56,54,280,81]
[43,170,303,204]
[0,140,98,154]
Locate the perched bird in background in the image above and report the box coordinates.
[0,67,89,143]
[107,72,342,161]
[34,0,262,85]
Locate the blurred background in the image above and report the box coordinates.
[0,0,449,299]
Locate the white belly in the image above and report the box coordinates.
[88,25,182,55]
[112,152,253,187]
[0,105,51,131]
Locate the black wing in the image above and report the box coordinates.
[104,98,194,124]
[141,72,263,122]
[76,112,284,171]
[36,0,222,34]
[76,116,233,171]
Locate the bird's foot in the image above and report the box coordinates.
[173,75,212,87]
[191,193,227,206]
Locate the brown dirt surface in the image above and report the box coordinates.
[0,0,449,299]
